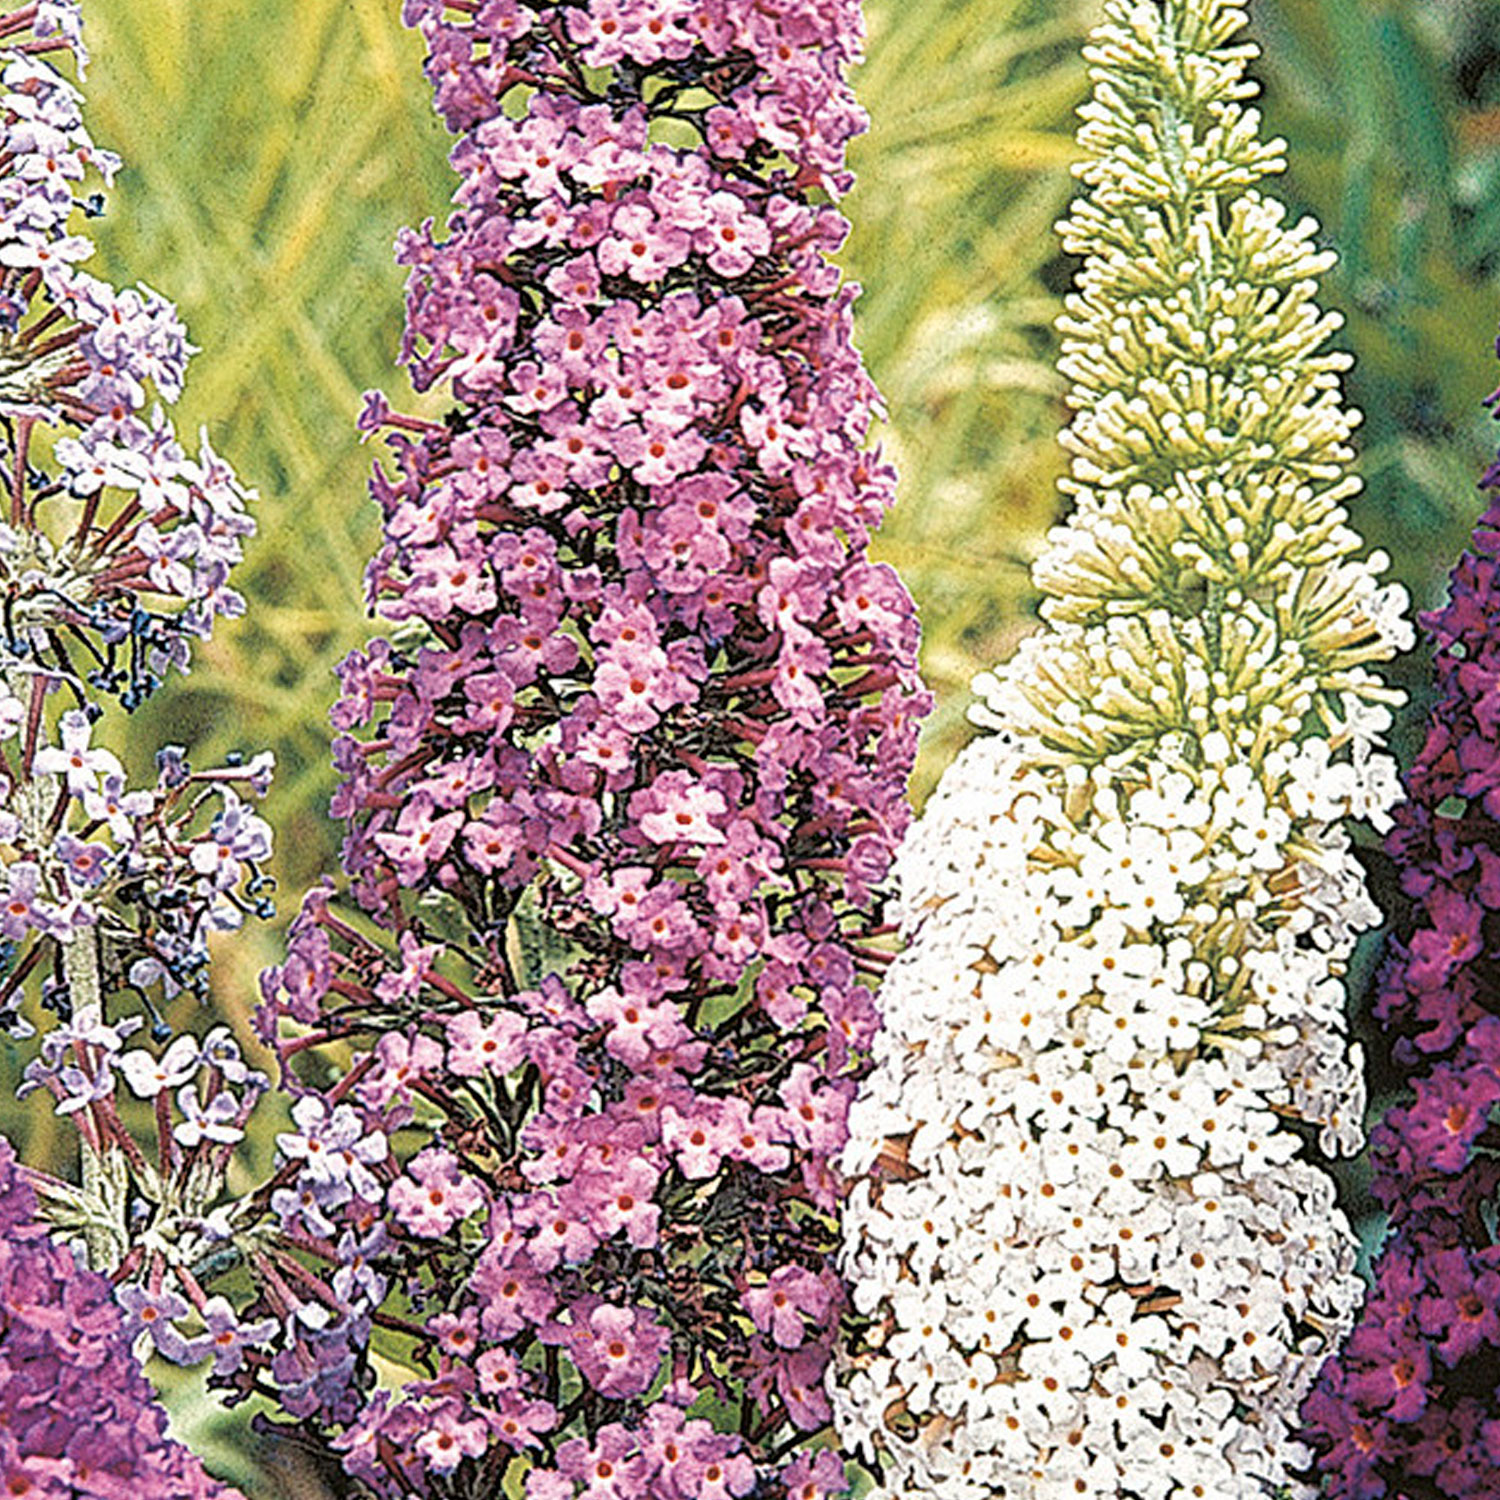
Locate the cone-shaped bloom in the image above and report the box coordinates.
[834,3,1410,1496]
[257,1,927,1494]
[1301,338,1500,1498]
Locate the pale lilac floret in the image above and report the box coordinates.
[54,831,110,888]
[32,708,123,795]
[200,1023,257,1084]
[189,790,273,890]
[117,1284,210,1365]
[277,1095,387,1197]
[172,1086,244,1148]
[199,1296,278,1377]
[0,862,46,940]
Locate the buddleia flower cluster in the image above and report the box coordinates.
[834,2,1410,1496]
[1301,333,1500,1497]
[0,1136,245,1499]
[256,0,926,1495]
[0,0,285,1453]
[0,0,272,1033]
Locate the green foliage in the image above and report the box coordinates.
[850,0,1092,798]
[1258,0,1500,611]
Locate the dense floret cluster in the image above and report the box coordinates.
[1301,341,1500,1498]
[0,0,283,1461]
[0,1135,245,1499]
[257,0,926,1494]
[0,0,269,1036]
[833,3,1410,1497]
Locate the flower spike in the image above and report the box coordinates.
[834,2,1410,1496]
[1300,329,1500,1498]
[259,0,928,1494]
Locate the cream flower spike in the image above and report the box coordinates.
[833,2,1411,1496]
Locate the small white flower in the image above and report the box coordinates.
[31,709,122,795]
[119,1033,199,1098]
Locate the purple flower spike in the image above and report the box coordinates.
[1302,324,1500,1494]
[0,1138,243,1496]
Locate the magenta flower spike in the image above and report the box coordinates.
[258,0,928,1494]
[1301,333,1500,1496]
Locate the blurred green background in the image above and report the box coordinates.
[20,0,1500,1489]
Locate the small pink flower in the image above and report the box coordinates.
[598,201,690,283]
[632,770,728,846]
[719,1097,790,1174]
[490,1393,558,1452]
[697,190,770,277]
[594,1155,661,1248]
[472,1244,557,1340]
[661,1102,735,1180]
[569,1301,669,1399]
[779,1064,851,1154]
[416,1403,489,1474]
[373,795,462,885]
[585,987,690,1068]
[781,1449,850,1500]
[446,1009,527,1077]
[389,1148,485,1237]
[744,1266,832,1349]
[357,1030,445,1110]
[774,1342,833,1431]
[521,1190,602,1272]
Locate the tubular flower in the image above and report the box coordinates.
[1300,336,1500,1498]
[257,0,927,1495]
[834,3,1410,1497]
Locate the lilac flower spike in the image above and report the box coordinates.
[0,10,294,1482]
[0,0,274,1046]
[259,0,928,1493]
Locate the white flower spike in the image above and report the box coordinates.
[833,2,1410,1496]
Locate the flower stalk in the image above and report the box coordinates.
[255,0,927,1495]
